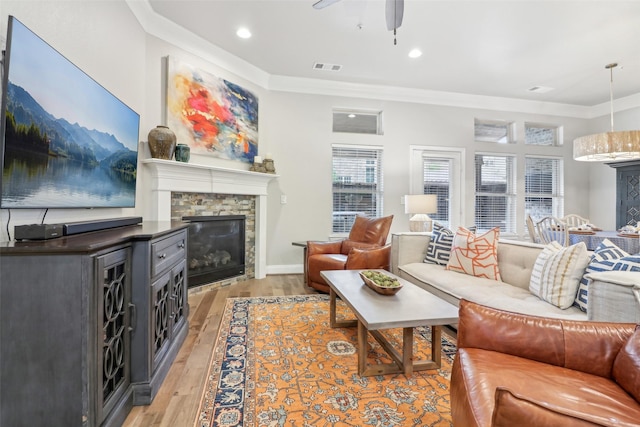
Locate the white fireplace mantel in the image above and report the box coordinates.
[142,158,279,279]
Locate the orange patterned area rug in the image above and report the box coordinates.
[195,294,456,427]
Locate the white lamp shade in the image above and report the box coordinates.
[404,194,437,214]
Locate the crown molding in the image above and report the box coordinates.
[125,0,270,88]
[127,1,640,120]
[267,75,594,118]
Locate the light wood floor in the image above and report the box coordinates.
[123,274,317,427]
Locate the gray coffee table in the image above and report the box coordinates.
[321,269,459,377]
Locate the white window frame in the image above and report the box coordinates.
[474,153,517,235]
[409,146,464,229]
[331,144,384,235]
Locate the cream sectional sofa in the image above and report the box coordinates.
[391,232,640,322]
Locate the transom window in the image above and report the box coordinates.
[331,144,384,233]
[474,119,516,144]
[525,122,562,146]
[332,109,383,135]
[475,153,517,233]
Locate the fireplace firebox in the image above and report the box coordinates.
[182,215,246,288]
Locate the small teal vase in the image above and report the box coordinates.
[175,143,191,162]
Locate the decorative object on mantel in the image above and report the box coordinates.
[249,155,267,173]
[573,63,640,162]
[263,152,276,174]
[174,143,190,162]
[148,125,176,160]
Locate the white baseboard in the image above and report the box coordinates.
[267,264,302,275]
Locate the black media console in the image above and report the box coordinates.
[0,221,189,427]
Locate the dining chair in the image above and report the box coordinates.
[561,214,590,228]
[536,216,569,246]
[526,214,539,243]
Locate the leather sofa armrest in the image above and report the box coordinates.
[345,245,391,270]
[390,232,432,274]
[586,271,640,323]
[307,240,343,257]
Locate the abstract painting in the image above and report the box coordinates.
[166,58,258,162]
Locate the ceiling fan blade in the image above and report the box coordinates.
[385,0,404,30]
[313,0,342,10]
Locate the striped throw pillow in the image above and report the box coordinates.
[529,242,590,309]
[574,239,640,312]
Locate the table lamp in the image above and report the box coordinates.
[404,194,438,232]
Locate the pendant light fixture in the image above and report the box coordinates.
[573,63,640,162]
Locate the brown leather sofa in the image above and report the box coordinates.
[306,215,393,293]
[451,299,640,427]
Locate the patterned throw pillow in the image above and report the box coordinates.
[424,223,455,265]
[446,227,501,280]
[529,242,590,309]
[424,223,477,265]
[574,239,640,312]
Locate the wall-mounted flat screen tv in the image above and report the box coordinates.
[0,16,140,209]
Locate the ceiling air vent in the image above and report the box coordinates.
[527,86,554,94]
[313,62,342,72]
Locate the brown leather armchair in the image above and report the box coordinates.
[451,299,640,427]
[306,215,393,293]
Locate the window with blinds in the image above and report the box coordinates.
[422,157,452,226]
[475,154,516,233]
[525,156,564,224]
[332,145,384,233]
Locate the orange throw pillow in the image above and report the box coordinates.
[446,227,501,280]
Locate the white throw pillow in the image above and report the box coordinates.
[529,242,590,309]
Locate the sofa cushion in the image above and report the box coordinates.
[446,227,501,280]
[399,262,587,320]
[492,388,604,427]
[574,239,630,311]
[529,242,590,309]
[613,326,640,402]
[496,239,546,291]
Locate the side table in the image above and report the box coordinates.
[292,241,308,283]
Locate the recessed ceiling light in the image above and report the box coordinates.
[348,114,356,118]
[408,48,422,59]
[236,27,252,39]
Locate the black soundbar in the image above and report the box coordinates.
[63,216,143,236]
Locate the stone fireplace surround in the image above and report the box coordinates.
[142,159,278,279]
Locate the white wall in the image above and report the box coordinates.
[0,0,146,240]
[263,91,593,268]
[0,1,628,275]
